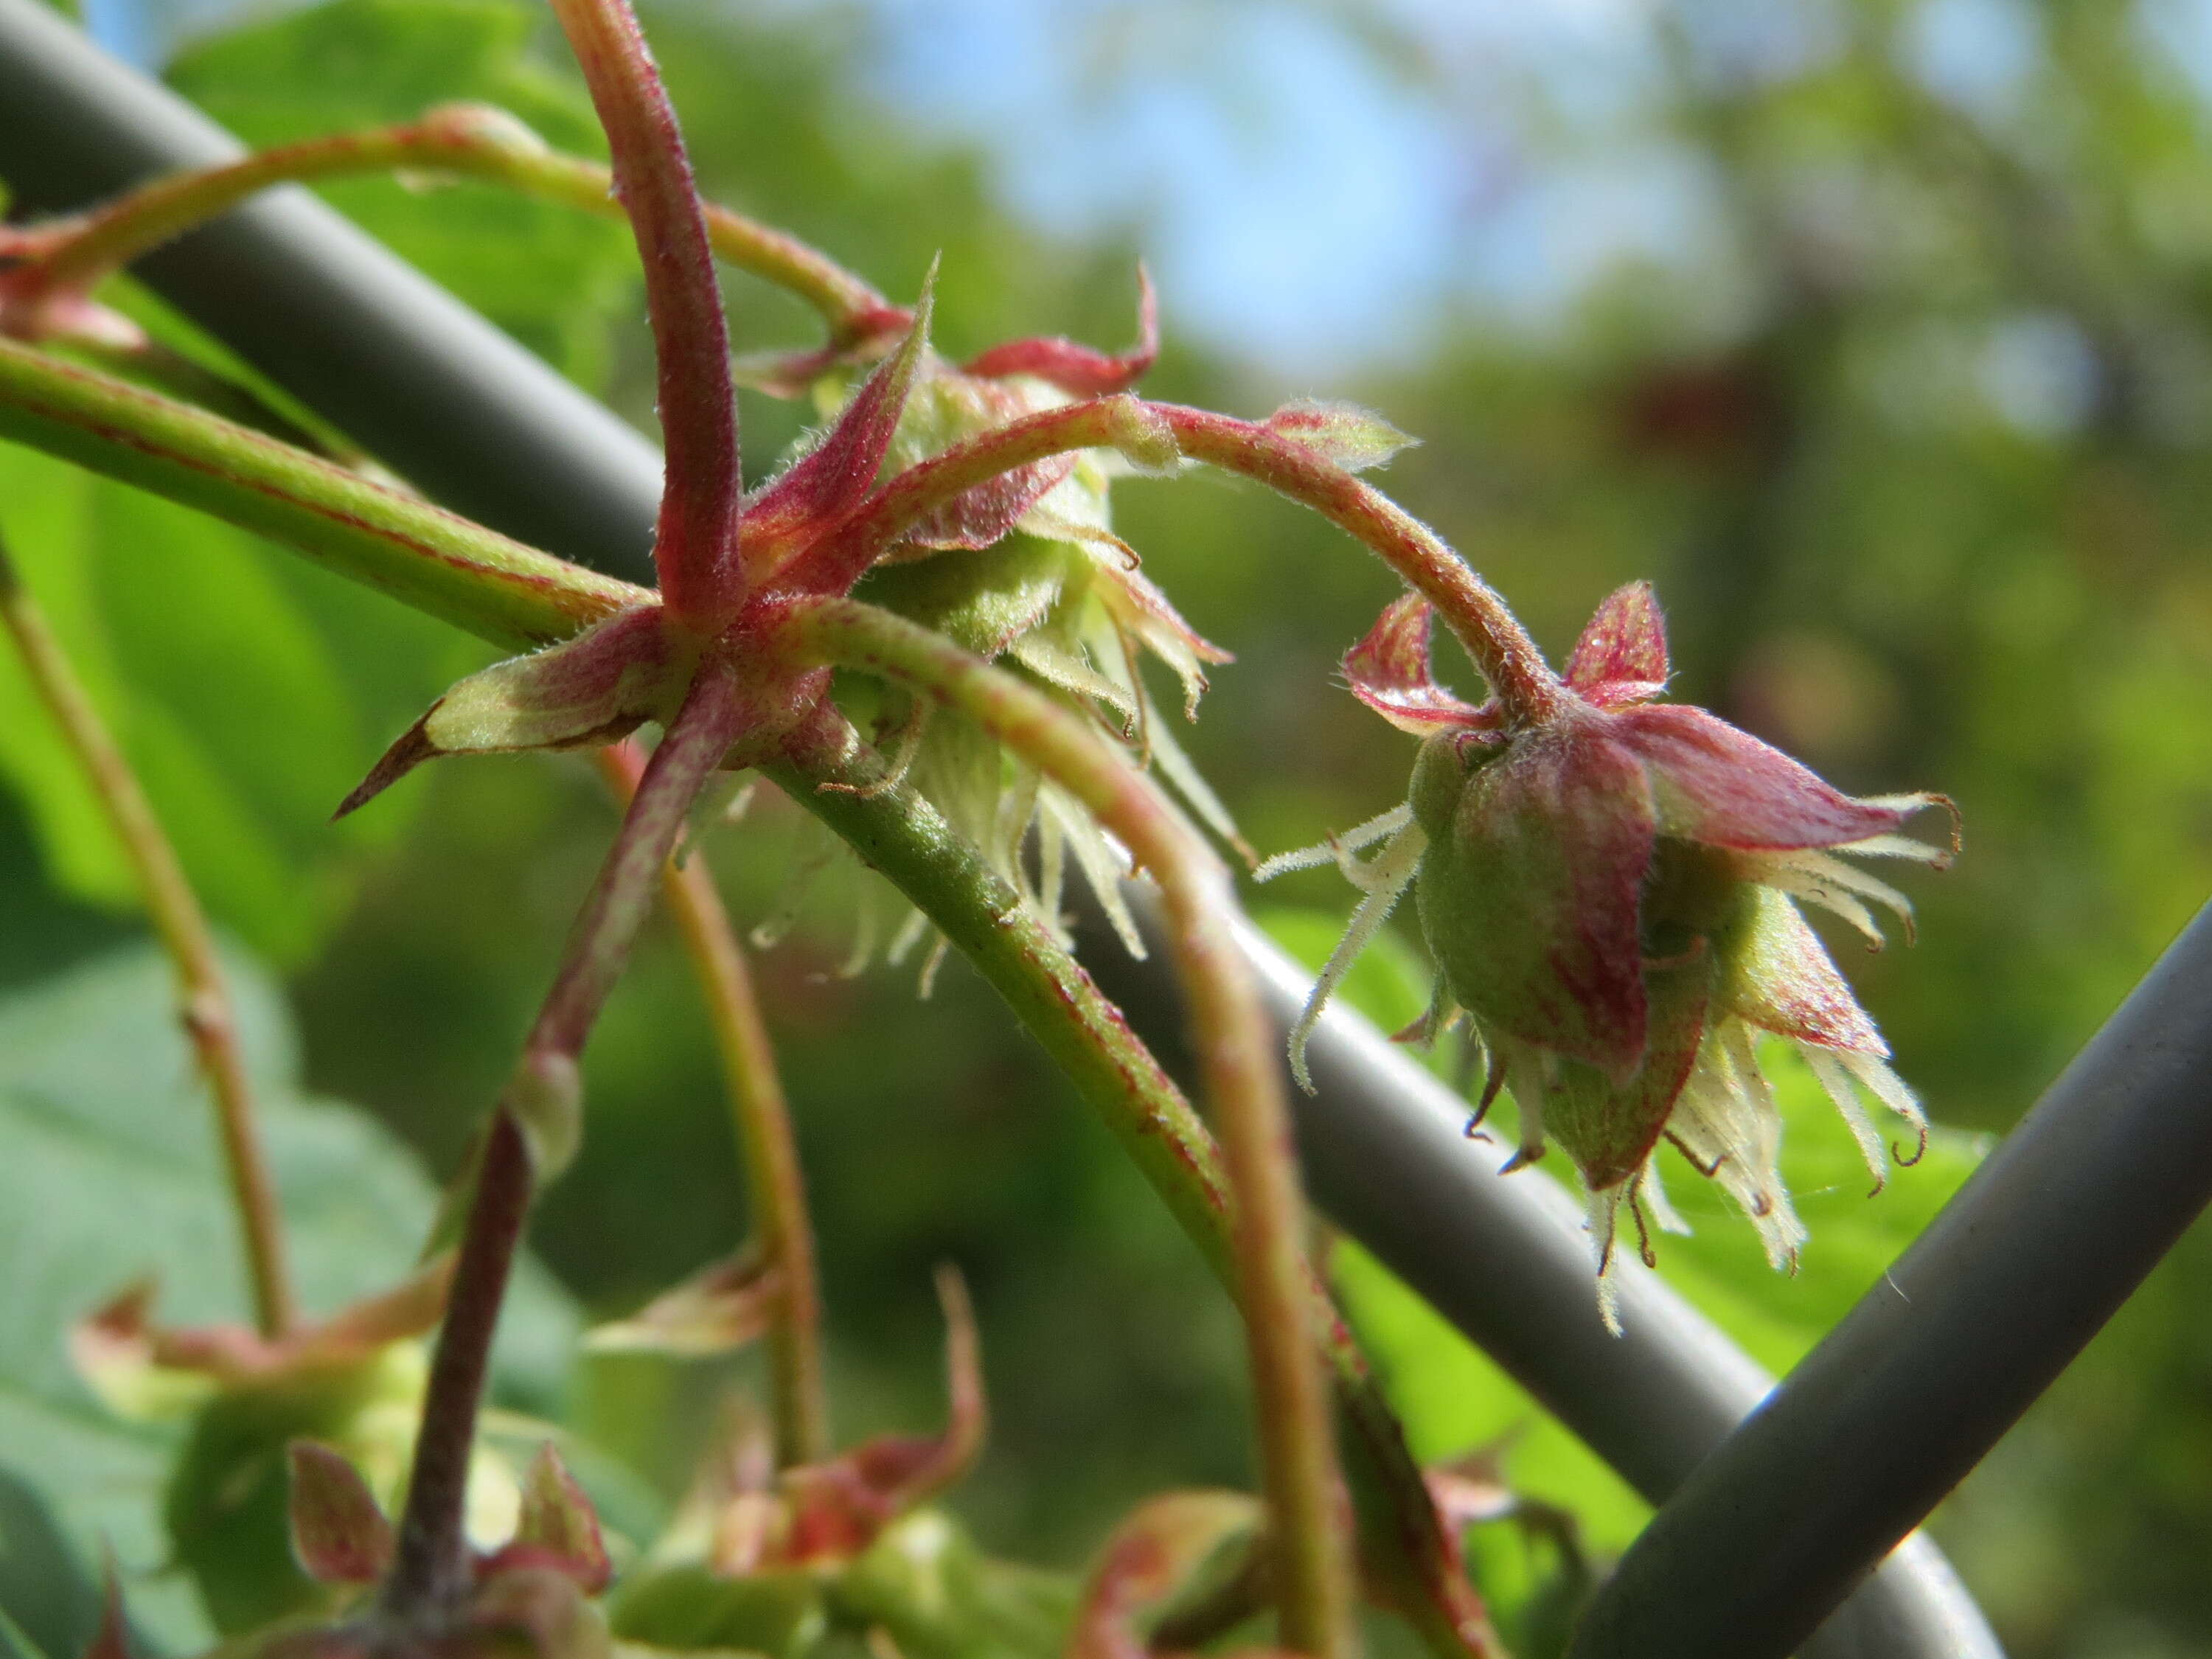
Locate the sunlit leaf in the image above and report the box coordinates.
[166,0,636,388]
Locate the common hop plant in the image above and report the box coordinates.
[0,0,1978,1638]
[1268,582,1956,1328]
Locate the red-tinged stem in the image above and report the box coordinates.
[1147,405,1568,726]
[770,394,1169,593]
[381,1105,532,1616]
[383,663,746,1615]
[592,742,830,1467]
[0,335,647,652]
[547,0,742,626]
[0,536,297,1340]
[782,599,1357,1659]
[0,108,895,347]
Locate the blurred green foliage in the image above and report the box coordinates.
[1,1,2211,1655]
[0,944,585,1657]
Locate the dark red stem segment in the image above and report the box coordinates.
[547,0,742,626]
[381,1106,533,1615]
[380,664,748,1615]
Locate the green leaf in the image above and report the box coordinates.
[1334,1242,1653,1559]
[0,442,481,962]
[166,0,636,389]
[0,941,585,1656]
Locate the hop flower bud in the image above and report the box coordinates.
[1269,582,1956,1329]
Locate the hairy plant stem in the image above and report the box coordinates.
[0,112,893,339]
[592,742,830,1467]
[1149,405,1568,726]
[0,535,296,1339]
[384,664,745,1614]
[773,731,1503,1659]
[547,0,742,625]
[784,598,1357,1659]
[0,335,647,647]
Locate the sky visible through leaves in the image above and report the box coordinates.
[78,0,2212,379]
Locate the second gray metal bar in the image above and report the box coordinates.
[1569,900,2212,1659]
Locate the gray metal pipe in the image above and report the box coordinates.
[0,3,2003,1651]
[1568,900,2212,1659]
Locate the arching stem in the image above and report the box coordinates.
[0,533,296,1339]
[593,742,830,1467]
[1,108,894,347]
[781,599,1358,1659]
[1147,404,1568,726]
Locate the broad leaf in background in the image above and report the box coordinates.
[0,942,594,1657]
[0,443,481,961]
[0,0,647,962]
[167,0,637,389]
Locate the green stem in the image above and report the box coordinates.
[1,105,894,344]
[772,726,1503,1659]
[0,535,297,1340]
[386,661,746,1615]
[0,335,644,650]
[782,599,1357,1659]
[593,742,830,1467]
[1147,405,1568,726]
[546,0,742,625]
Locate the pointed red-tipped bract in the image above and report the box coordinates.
[1543,951,1709,1190]
[961,265,1159,397]
[1714,886,1886,1054]
[1263,399,1418,474]
[777,1265,984,1564]
[1565,581,1669,706]
[741,279,936,569]
[335,607,680,820]
[287,1441,394,1585]
[1343,595,1493,736]
[481,1444,612,1595]
[1615,704,1907,849]
[1068,1491,1262,1659]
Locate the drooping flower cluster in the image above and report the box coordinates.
[769,274,1249,964]
[1266,582,1956,1327]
